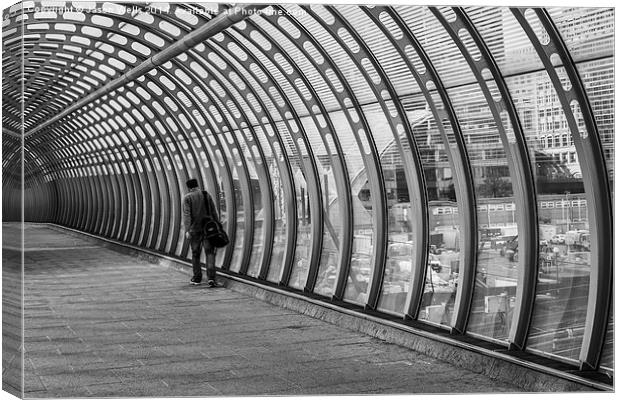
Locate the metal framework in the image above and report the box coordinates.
[2,2,614,379]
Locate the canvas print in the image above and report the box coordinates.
[1,1,614,398]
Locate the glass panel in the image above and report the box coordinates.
[327,110,373,306]
[237,129,265,278]
[549,8,614,63]
[404,104,461,326]
[357,103,413,316]
[505,68,590,362]
[465,7,544,76]
[550,6,615,284]
[579,56,614,374]
[374,140,413,314]
[131,140,153,246]
[287,133,312,291]
[267,120,307,290]
[406,8,517,339]
[299,116,342,298]
[266,140,289,283]
[157,141,181,255]
[395,6,476,88]
[220,136,245,273]
[576,58,614,188]
[210,156,227,268]
[449,84,515,342]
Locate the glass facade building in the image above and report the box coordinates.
[2,1,614,380]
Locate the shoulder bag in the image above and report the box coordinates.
[202,191,230,248]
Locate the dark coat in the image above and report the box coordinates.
[183,188,218,233]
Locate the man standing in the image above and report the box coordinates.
[183,178,218,287]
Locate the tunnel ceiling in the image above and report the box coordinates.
[2,1,615,379]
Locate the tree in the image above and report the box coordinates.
[477,176,512,198]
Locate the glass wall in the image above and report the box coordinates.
[464,6,609,362]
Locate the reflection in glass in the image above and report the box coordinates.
[327,110,374,306]
[375,143,413,315]
[369,105,419,316]
[401,7,518,340]
[266,141,288,283]
[447,85,515,342]
[576,59,614,189]
[262,122,309,290]
[241,134,265,278]
[466,6,612,361]
[215,178,227,269]
[409,115,461,326]
[225,143,245,273]
[504,68,591,362]
[314,172,340,296]
[549,8,614,64]
[304,118,342,298]
[287,152,311,290]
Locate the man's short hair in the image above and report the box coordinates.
[186,178,198,189]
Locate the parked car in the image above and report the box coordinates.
[550,234,566,244]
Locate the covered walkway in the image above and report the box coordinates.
[2,1,614,396]
[8,223,523,397]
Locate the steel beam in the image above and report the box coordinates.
[2,128,22,138]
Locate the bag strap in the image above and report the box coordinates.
[202,191,211,218]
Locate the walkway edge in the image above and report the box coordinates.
[41,223,609,392]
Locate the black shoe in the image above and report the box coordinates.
[190,278,202,285]
[207,280,217,287]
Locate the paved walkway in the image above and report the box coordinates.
[13,223,523,397]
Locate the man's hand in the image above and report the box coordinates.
[185,231,191,240]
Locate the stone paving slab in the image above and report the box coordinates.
[2,231,24,397]
[13,223,525,397]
